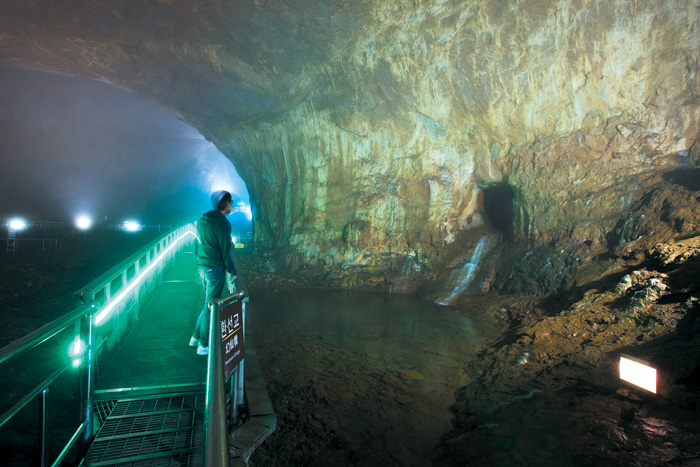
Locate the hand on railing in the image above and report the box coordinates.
[226,273,237,294]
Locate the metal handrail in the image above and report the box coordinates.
[204,291,246,467]
[0,301,96,466]
[76,224,196,298]
[0,222,198,467]
[2,220,175,231]
[78,224,198,328]
[0,300,95,365]
[0,365,68,428]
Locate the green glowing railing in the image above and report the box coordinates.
[0,223,198,466]
[0,300,96,466]
[78,223,198,327]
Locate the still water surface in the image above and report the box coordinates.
[247,287,502,465]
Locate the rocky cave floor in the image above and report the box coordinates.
[238,236,700,466]
[1,230,699,465]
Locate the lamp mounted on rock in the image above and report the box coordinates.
[619,353,657,394]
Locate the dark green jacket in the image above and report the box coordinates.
[194,210,237,276]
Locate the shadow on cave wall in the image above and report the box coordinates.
[664,167,700,192]
[482,184,515,236]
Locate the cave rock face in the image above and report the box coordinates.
[2,1,699,290]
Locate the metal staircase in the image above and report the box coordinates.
[82,394,205,467]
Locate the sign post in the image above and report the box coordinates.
[220,298,245,426]
[204,292,245,467]
[220,299,245,380]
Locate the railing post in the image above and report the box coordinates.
[204,299,231,467]
[78,292,97,458]
[230,370,238,426]
[7,227,16,252]
[39,388,49,467]
[237,300,246,408]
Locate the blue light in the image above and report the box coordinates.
[123,221,142,232]
[75,215,92,230]
[8,218,28,231]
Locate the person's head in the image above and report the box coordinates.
[210,190,233,214]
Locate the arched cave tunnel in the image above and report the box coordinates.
[1,1,700,466]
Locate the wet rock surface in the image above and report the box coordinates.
[244,235,700,466]
[437,237,700,466]
[0,228,699,466]
[2,1,699,287]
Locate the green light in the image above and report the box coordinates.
[70,337,85,368]
[94,230,198,325]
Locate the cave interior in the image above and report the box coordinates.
[2,0,700,465]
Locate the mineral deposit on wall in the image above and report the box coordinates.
[1,0,698,290]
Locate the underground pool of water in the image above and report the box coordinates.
[246,287,504,466]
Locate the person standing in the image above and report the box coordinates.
[190,190,237,355]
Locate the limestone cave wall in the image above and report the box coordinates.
[2,0,699,292]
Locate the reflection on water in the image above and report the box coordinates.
[247,287,502,465]
[255,287,489,341]
[249,288,498,380]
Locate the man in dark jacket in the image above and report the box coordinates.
[190,190,237,355]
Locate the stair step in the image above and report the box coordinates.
[81,394,204,467]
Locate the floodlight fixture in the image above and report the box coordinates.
[123,221,142,232]
[620,353,657,394]
[8,218,28,231]
[75,215,93,230]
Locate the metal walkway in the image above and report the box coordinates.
[83,249,275,466]
[0,224,275,466]
[94,251,206,400]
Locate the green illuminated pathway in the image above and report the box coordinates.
[95,250,206,398]
[85,246,276,466]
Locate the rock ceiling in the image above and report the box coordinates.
[1,0,699,289]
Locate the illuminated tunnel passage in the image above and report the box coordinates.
[0,66,253,229]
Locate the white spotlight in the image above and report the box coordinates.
[620,354,657,394]
[8,218,28,231]
[75,215,92,230]
[123,221,142,232]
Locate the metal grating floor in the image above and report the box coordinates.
[95,400,118,427]
[82,394,204,467]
